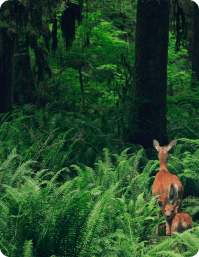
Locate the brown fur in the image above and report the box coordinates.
[152,140,184,235]
[159,200,180,236]
[158,200,193,237]
[171,212,193,237]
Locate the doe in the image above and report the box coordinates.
[152,139,184,235]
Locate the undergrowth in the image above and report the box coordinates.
[0,105,199,256]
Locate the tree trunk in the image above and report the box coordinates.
[13,41,35,104]
[0,30,14,116]
[128,0,170,148]
[191,2,199,89]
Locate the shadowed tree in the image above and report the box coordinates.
[0,0,83,114]
[192,2,199,89]
[127,0,170,148]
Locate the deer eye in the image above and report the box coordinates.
[171,210,174,212]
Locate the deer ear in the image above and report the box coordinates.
[167,140,177,152]
[175,199,181,207]
[153,140,160,152]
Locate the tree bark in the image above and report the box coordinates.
[128,0,170,148]
[13,41,36,104]
[0,30,14,116]
[191,2,199,89]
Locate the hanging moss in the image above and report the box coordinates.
[61,0,83,50]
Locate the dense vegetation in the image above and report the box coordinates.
[0,0,199,256]
[0,103,199,256]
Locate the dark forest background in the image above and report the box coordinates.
[0,0,199,256]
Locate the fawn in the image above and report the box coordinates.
[158,199,193,236]
[159,199,193,253]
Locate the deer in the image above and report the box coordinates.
[152,139,184,236]
[171,212,193,236]
[159,199,193,251]
[171,211,194,252]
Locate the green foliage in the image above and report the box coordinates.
[146,227,199,257]
[0,148,147,257]
[0,104,131,176]
[167,33,199,144]
[167,97,199,140]
[45,0,135,111]
[1,1,199,254]
[23,240,33,257]
[0,156,108,256]
[168,32,191,95]
[0,134,199,256]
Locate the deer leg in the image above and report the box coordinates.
[166,221,171,236]
[156,211,160,235]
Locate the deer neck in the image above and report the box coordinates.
[159,156,168,171]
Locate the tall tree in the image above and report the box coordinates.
[0,29,14,115]
[0,0,83,114]
[192,2,199,89]
[128,0,170,148]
